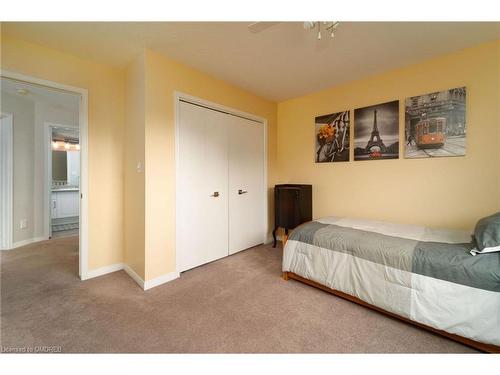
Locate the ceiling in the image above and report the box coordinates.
[3,22,499,101]
[1,76,80,113]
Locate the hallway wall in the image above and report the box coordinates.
[1,35,126,269]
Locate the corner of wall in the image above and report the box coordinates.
[124,51,147,279]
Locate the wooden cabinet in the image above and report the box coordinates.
[51,190,79,219]
[272,184,312,247]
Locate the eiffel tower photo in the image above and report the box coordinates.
[354,100,399,161]
[365,110,386,153]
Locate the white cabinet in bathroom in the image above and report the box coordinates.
[51,190,80,219]
[51,197,57,218]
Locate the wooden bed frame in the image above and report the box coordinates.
[282,271,500,353]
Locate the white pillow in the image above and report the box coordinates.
[470,245,500,256]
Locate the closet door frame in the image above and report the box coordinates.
[174,92,268,273]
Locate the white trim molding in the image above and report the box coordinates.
[83,263,124,280]
[0,112,13,250]
[84,263,179,290]
[124,264,180,291]
[144,271,180,290]
[123,264,145,289]
[0,70,89,279]
[10,236,49,250]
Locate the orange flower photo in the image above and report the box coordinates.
[315,111,350,163]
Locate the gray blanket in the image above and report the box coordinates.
[289,222,500,292]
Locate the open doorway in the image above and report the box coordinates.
[48,126,80,239]
[0,72,88,279]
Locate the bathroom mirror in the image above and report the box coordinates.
[52,150,67,182]
[52,150,80,187]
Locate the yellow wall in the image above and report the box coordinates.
[277,40,500,231]
[1,35,126,270]
[143,49,277,281]
[124,53,146,278]
[3,29,497,285]
[0,34,277,281]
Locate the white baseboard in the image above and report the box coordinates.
[144,271,180,290]
[123,264,179,290]
[84,263,124,280]
[2,240,178,291]
[123,264,145,289]
[6,236,49,250]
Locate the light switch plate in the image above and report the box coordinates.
[20,219,27,229]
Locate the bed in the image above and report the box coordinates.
[282,216,500,352]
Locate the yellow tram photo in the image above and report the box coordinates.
[415,117,446,149]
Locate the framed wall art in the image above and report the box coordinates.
[315,110,350,163]
[404,87,466,158]
[354,100,399,161]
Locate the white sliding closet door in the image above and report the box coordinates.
[178,101,229,272]
[228,116,265,254]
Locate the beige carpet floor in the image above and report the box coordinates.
[1,236,477,353]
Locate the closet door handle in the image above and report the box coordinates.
[238,189,248,195]
[211,192,219,197]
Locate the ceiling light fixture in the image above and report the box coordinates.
[304,21,340,40]
[248,21,340,42]
[52,140,80,151]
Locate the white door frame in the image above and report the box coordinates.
[0,112,13,250]
[0,70,89,279]
[45,123,54,239]
[174,91,268,273]
[44,122,80,239]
